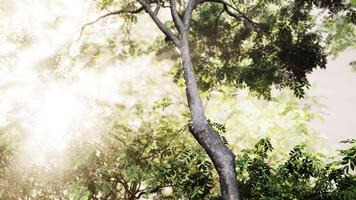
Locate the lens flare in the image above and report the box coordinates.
[21,83,85,164]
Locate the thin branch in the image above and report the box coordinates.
[222,3,260,28]
[78,7,145,40]
[224,110,237,126]
[161,1,171,8]
[138,0,182,46]
[136,184,176,198]
[214,7,225,31]
[170,0,185,33]
[197,0,264,29]
[154,0,161,15]
[183,0,197,27]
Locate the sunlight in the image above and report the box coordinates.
[0,0,100,166]
[0,0,168,168]
[22,83,86,165]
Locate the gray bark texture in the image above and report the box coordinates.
[137,0,241,199]
[179,33,240,200]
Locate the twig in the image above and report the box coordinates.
[214,8,225,31]
[197,0,264,29]
[154,0,161,15]
[78,7,145,41]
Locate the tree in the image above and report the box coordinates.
[83,0,355,199]
[323,0,356,69]
[236,138,356,200]
[0,67,353,199]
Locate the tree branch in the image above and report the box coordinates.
[136,184,176,198]
[154,0,161,15]
[169,0,185,33]
[197,0,263,29]
[78,6,145,40]
[222,3,260,28]
[214,7,225,31]
[183,0,197,27]
[137,0,182,47]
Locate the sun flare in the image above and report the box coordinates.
[0,0,109,166]
[21,83,85,164]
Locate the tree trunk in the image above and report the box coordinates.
[178,33,240,200]
[137,0,240,198]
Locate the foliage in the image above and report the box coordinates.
[1,104,354,200]
[0,60,337,199]
[148,0,352,98]
[132,0,355,98]
[322,0,356,69]
[324,16,356,56]
[204,87,331,164]
[236,138,356,200]
[0,0,355,199]
[61,100,216,199]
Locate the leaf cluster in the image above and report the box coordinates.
[145,0,352,99]
[236,138,356,200]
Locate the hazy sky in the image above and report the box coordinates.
[309,48,356,144]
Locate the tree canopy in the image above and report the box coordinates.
[0,0,355,199]
[93,0,355,98]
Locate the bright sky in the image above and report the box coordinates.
[0,0,144,164]
[0,0,178,166]
[309,49,356,145]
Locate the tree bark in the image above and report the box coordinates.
[178,32,240,200]
[136,0,240,198]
